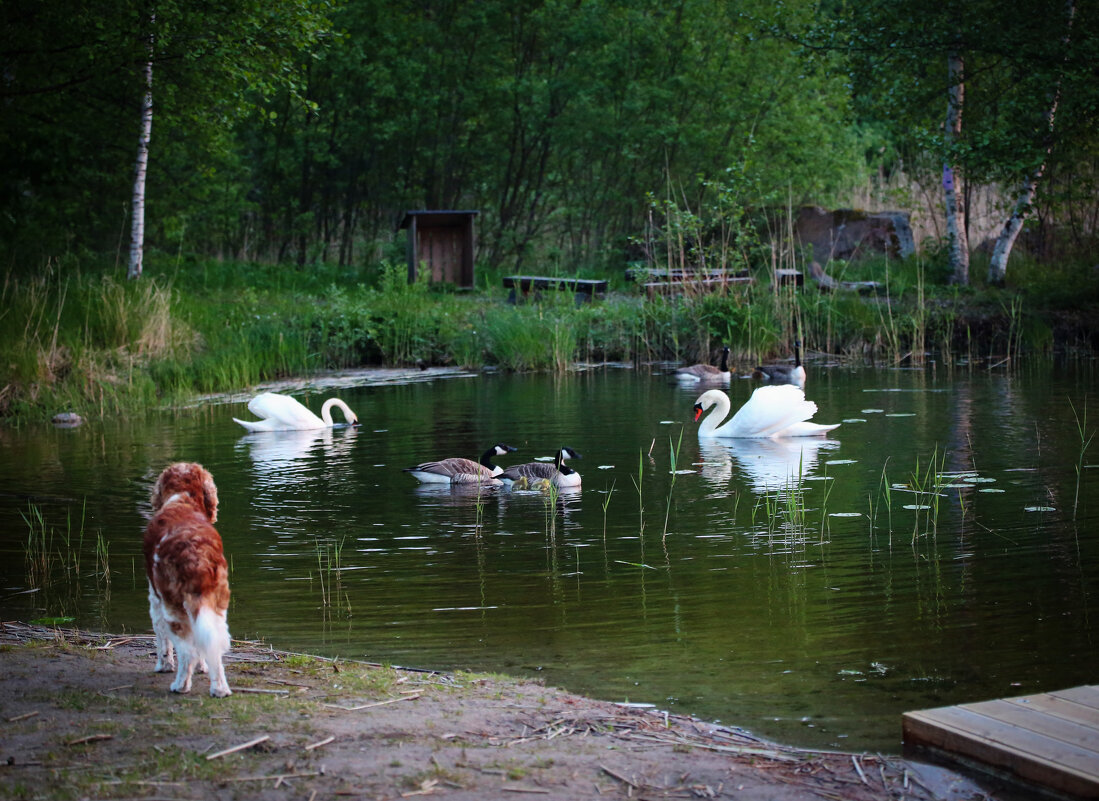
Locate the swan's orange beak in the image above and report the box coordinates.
[693,404,703,422]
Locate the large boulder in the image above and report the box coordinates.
[794,206,915,264]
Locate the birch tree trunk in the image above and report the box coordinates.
[943,48,968,285]
[127,24,154,280]
[988,0,1075,285]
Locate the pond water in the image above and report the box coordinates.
[2,363,1097,752]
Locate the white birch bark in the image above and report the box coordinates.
[943,49,968,285]
[127,23,154,280]
[988,0,1075,284]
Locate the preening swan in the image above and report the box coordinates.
[753,340,806,388]
[676,346,731,382]
[233,392,360,432]
[499,447,582,488]
[404,443,518,485]
[693,386,839,438]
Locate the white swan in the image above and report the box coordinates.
[676,346,731,382]
[404,443,517,485]
[233,392,360,432]
[499,447,582,488]
[693,386,839,438]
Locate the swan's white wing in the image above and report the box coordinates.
[776,421,841,437]
[717,385,816,438]
[246,392,325,430]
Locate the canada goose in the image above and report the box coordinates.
[404,443,518,485]
[693,386,839,438]
[233,392,359,432]
[675,346,732,382]
[499,447,582,488]
[753,340,806,388]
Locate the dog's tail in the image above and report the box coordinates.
[191,602,232,696]
[192,604,230,662]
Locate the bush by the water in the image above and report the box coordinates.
[2,254,1096,422]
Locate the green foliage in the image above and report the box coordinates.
[2,252,1095,422]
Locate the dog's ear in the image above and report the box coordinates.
[150,468,168,512]
[200,466,219,523]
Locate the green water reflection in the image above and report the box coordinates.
[1,365,1096,752]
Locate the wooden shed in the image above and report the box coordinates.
[398,210,479,288]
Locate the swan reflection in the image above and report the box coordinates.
[699,437,839,494]
[237,425,359,486]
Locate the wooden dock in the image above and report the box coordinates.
[903,685,1099,798]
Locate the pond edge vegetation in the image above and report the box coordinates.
[2,249,1097,424]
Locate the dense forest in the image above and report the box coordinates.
[4,0,1097,279]
[3,1,1099,421]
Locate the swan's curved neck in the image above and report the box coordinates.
[695,392,732,437]
[321,398,353,425]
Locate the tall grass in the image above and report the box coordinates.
[2,245,1088,422]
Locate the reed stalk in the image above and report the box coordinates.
[601,480,616,541]
[661,429,684,541]
[1070,399,1094,521]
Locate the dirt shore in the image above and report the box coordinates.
[1,622,1009,801]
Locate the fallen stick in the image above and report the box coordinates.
[221,771,320,783]
[502,786,551,794]
[7,711,40,722]
[851,755,869,786]
[324,693,421,711]
[205,735,270,760]
[234,687,290,695]
[600,764,639,789]
[66,733,113,746]
[305,736,335,751]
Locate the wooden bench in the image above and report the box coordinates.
[625,267,750,283]
[503,275,608,303]
[643,276,754,297]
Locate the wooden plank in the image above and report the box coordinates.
[903,704,1099,798]
[1050,686,1099,712]
[502,275,607,294]
[1004,693,1099,729]
[643,277,753,296]
[962,699,1099,751]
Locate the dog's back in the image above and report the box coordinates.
[145,462,232,697]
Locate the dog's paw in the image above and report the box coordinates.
[210,685,232,698]
[169,680,192,694]
[154,661,175,673]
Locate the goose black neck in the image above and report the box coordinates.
[793,340,802,367]
[480,448,498,469]
[719,347,729,372]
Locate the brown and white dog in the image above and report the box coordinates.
[144,462,232,697]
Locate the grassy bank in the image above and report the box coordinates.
[3,254,1097,422]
